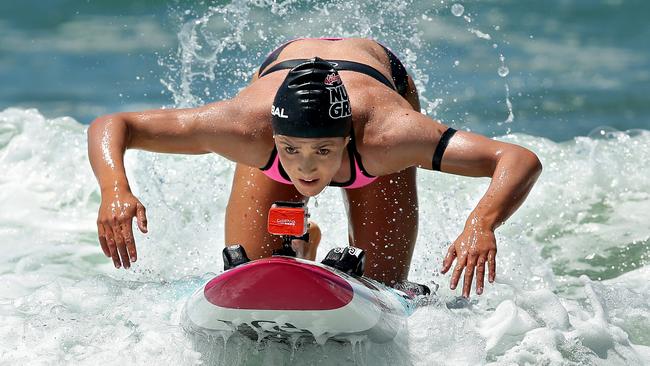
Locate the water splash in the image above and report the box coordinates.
[451,4,464,17]
[498,54,514,124]
[504,83,514,124]
[2,108,650,364]
[469,28,492,40]
[160,0,429,109]
[498,54,510,78]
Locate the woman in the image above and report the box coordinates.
[88,38,542,298]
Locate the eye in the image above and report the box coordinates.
[284,146,297,154]
[317,148,330,156]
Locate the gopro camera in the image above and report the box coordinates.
[267,201,309,237]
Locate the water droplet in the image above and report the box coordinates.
[451,3,464,17]
[498,54,509,77]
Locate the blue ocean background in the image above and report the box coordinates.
[2,0,649,139]
[1,1,649,365]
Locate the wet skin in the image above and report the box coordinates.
[273,135,349,197]
[88,38,542,297]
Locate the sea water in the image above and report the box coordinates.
[1,1,649,365]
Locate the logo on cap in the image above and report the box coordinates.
[271,105,288,119]
[327,85,351,119]
[324,73,342,86]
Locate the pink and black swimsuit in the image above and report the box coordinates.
[258,131,378,189]
[257,38,411,189]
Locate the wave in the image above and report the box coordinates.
[1,107,649,364]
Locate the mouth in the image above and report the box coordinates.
[298,178,320,187]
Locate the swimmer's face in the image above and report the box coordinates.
[274,135,349,196]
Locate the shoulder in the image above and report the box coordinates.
[354,103,448,175]
[204,80,279,140]
[183,83,275,166]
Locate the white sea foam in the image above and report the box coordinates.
[1,3,649,365]
[1,107,649,365]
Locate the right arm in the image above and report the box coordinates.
[87,97,271,269]
[365,105,542,298]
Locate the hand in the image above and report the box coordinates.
[440,220,497,298]
[97,189,148,269]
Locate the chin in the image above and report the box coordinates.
[297,185,326,197]
[292,180,328,197]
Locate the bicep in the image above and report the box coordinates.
[437,131,504,177]
[122,97,271,167]
[124,101,238,154]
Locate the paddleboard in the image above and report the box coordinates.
[182,255,425,344]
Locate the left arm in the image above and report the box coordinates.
[438,129,542,298]
[370,108,542,297]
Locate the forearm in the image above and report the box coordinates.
[467,147,542,231]
[87,114,132,194]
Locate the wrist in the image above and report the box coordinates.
[100,180,131,196]
[465,212,498,232]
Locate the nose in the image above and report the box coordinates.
[298,158,317,174]
[298,165,316,174]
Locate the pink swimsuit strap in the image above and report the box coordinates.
[260,141,377,189]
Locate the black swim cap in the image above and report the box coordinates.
[271,57,352,138]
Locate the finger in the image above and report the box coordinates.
[450,255,467,290]
[105,224,121,268]
[488,250,497,283]
[441,245,457,274]
[476,255,487,295]
[463,256,477,298]
[112,223,130,269]
[98,223,111,258]
[122,220,137,263]
[136,203,148,233]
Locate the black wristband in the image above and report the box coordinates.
[432,127,457,171]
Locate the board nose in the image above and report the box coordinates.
[204,257,354,310]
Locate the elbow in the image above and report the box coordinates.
[89,113,126,129]
[87,113,132,146]
[527,149,543,175]
[494,143,542,174]
[516,146,543,180]
[87,115,108,144]
[88,113,114,135]
[497,144,542,179]
[88,115,103,135]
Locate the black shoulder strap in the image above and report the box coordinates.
[259,146,277,171]
[258,41,297,76]
[378,44,409,97]
[348,129,375,178]
[259,59,396,91]
[258,59,306,77]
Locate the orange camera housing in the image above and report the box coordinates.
[267,202,307,237]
